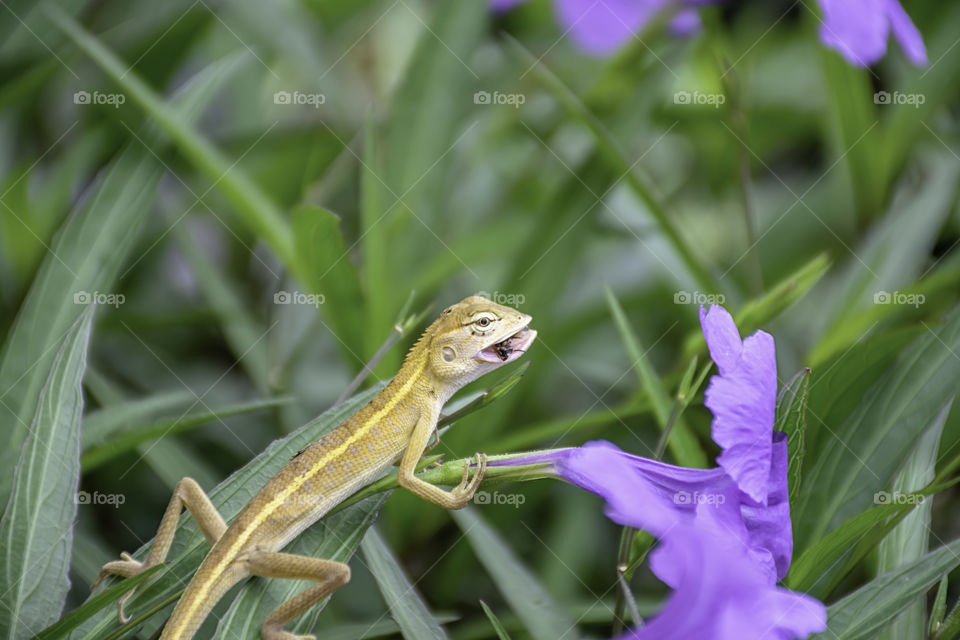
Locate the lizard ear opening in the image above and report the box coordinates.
[441,346,456,362]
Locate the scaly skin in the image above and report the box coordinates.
[92,296,536,640]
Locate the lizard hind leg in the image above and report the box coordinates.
[91,477,227,623]
[240,551,351,640]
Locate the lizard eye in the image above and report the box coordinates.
[477,317,490,327]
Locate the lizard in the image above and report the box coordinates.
[92,295,537,640]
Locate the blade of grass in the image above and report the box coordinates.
[32,567,163,640]
[814,536,960,640]
[81,397,291,470]
[47,6,299,278]
[169,217,272,394]
[451,508,576,640]
[795,306,960,551]
[292,205,367,365]
[81,390,193,450]
[360,526,448,640]
[506,35,718,293]
[479,601,513,640]
[877,400,950,640]
[0,47,250,503]
[604,286,704,467]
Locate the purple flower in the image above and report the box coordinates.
[493,305,826,638]
[816,0,926,66]
[493,0,712,57]
[700,304,777,505]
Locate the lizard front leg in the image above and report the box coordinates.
[92,477,226,623]
[398,411,487,509]
[239,550,351,640]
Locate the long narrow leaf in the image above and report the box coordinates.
[0,308,93,639]
[360,526,448,640]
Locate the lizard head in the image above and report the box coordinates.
[424,295,537,390]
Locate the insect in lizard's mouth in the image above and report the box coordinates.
[477,327,538,364]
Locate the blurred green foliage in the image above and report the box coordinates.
[2,1,960,638]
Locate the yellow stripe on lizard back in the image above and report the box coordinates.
[171,359,427,630]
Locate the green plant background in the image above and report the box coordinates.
[1,1,960,639]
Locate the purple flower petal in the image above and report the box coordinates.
[623,525,826,640]
[817,0,926,67]
[509,439,792,581]
[555,0,664,57]
[884,0,927,65]
[700,305,777,505]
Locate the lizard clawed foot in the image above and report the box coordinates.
[91,552,150,623]
[451,452,487,506]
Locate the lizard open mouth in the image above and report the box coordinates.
[477,327,537,364]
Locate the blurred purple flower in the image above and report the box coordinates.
[493,305,826,638]
[492,0,713,56]
[816,0,926,67]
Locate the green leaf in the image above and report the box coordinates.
[379,2,486,323]
[0,307,93,640]
[81,397,291,470]
[786,499,917,596]
[47,6,299,277]
[813,155,960,364]
[804,326,922,465]
[775,368,810,501]
[214,495,390,639]
[795,305,960,551]
[682,253,831,358]
[169,219,273,393]
[360,526,449,640]
[930,576,949,638]
[32,567,163,640]
[0,48,247,504]
[818,44,884,226]
[480,601,513,640]
[292,205,366,365]
[451,508,576,640]
[506,36,718,293]
[67,382,388,639]
[80,391,194,450]
[814,536,960,640]
[605,286,704,467]
[877,400,950,640]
